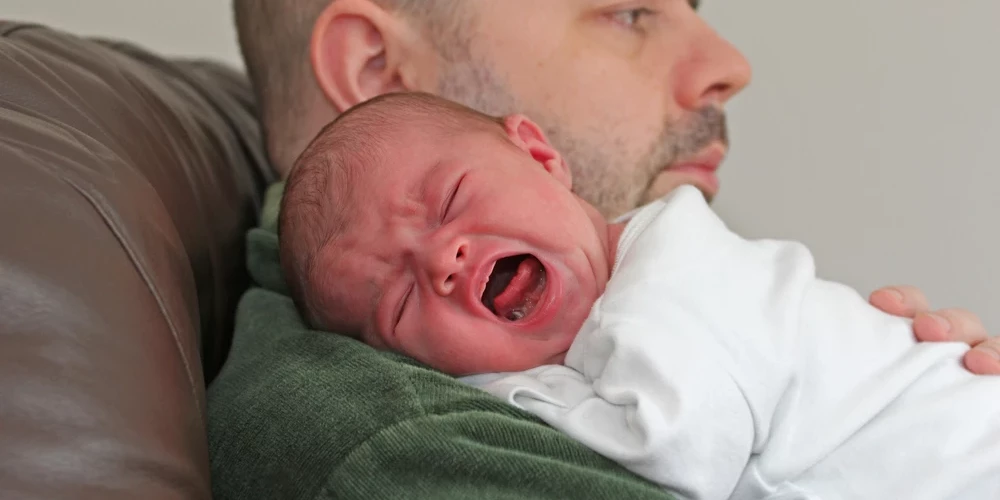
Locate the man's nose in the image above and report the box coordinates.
[423,237,470,297]
[674,18,753,111]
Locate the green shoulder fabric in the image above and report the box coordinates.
[244,181,287,295]
[207,182,676,500]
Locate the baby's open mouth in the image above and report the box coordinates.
[481,254,547,322]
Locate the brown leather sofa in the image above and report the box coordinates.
[0,21,272,499]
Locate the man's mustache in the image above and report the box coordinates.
[668,106,729,161]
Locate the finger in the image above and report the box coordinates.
[869,285,931,318]
[964,340,1000,375]
[912,309,989,344]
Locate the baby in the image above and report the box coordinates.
[279,92,1000,500]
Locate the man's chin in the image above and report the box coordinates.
[642,174,718,206]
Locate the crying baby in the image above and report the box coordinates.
[278,91,617,376]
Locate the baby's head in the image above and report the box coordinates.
[280,93,621,376]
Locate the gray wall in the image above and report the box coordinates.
[6,0,997,330]
[3,1,242,67]
[706,1,998,331]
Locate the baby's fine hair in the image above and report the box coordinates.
[279,92,504,332]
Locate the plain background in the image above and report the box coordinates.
[4,1,997,331]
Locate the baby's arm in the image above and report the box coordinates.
[777,278,971,445]
[471,321,756,500]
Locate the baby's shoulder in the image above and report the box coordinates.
[605,186,819,324]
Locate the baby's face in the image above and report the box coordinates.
[322,118,619,375]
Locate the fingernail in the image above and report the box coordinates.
[928,313,951,333]
[887,289,904,303]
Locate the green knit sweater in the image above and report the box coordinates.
[207,183,677,500]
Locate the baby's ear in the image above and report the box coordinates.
[502,114,572,190]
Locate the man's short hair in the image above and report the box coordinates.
[232,0,469,166]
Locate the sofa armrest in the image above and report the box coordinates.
[0,21,271,499]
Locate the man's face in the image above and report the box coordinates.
[324,125,612,376]
[433,0,751,218]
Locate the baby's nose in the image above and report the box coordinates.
[428,240,469,296]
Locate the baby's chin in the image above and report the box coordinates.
[544,350,568,366]
[445,349,570,377]
[491,348,572,375]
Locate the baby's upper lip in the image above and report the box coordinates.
[475,259,495,309]
[471,250,515,319]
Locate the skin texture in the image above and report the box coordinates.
[273,0,999,372]
[311,110,625,376]
[309,0,745,219]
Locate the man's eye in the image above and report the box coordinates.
[609,8,654,29]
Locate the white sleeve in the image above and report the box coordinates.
[769,278,947,455]
[473,319,756,500]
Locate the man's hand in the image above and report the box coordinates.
[869,285,1000,374]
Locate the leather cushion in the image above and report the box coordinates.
[0,22,272,499]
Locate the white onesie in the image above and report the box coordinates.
[463,185,1000,500]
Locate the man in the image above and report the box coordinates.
[233,0,999,369]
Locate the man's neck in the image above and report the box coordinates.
[274,135,312,179]
[274,99,342,179]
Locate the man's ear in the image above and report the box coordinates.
[310,0,422,113]
[502,115,573,189]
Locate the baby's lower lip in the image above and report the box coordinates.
[479,255,548,322]
[513,261,555,328]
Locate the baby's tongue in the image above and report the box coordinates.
[493,256,546,321]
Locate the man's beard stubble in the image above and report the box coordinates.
[437,60,729,219]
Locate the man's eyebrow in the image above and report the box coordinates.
[689,0,701,10]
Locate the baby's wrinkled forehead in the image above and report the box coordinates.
[291,92,507,324]
[318,220,403,336]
